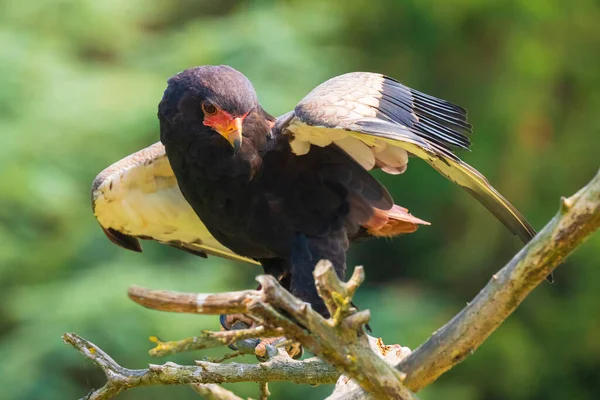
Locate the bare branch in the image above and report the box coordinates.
[128,286,255,314]
[128,265,416,399]
[400,168,600,390]
[259,381,270,400]
[341,169,600,398]
[258,266,417,400]
[327,337,412,400]
[314,262,364,325]
[63,332,339,399]
[191,384,244,400]
[149,326,283,357]
[63,332,132,400]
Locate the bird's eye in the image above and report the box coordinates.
[202,102,217,116]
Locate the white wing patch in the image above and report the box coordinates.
[284,73,413,173]
[276,71,536,244]
[286,119,409,173]
[335,136,376,170]
[92,142,259,265]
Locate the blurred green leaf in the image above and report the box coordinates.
[0,0,598,398]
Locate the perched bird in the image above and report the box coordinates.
[92,65,545,327]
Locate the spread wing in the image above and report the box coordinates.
[273,72,537,245]
[91,142,259,265]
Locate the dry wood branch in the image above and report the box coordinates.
[149,326,283,357]
[63,333,338,400]
[259,381,270,400]
[259,268,416,400]
[315,264,365,324]
[127,265,416,400]
[128,286,254,314]
[190,384,244,400]
[340,169,600,399]
[327,337,412,400]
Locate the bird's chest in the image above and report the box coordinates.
[172,154,290,258]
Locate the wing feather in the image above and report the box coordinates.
[274,72,537,245]
[91,142,258,265]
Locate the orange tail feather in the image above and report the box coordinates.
[364,205,430,237]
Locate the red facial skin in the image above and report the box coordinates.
[202,107,248,152]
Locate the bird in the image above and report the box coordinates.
[92,65,547,342]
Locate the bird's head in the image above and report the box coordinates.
[158,65,259,154]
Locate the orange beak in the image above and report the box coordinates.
[205,114,243,154]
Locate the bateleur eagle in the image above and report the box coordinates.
[92,65,546,321]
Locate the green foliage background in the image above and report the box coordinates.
[1,1,599,399]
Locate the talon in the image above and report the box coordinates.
[254,337,281,360]
[219,314,230,330]
[219,314,303,360]
[219,313,260,352]
[220,313,255,330]
[286,340,304,359]
[255,337,303,361]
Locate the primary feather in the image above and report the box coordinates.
[276,72,537,244]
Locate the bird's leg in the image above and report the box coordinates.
[220,262,302,359]
[292,235,372,330]
[220,259,289,333]
[220,313,256,330]
[220,310,302,360]
[289,234,348,318]
[218,284,261,353]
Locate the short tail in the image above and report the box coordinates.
[363,204,430,237]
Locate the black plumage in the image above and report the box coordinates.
[159,67,405,312]
[154,65,544,315]
[92,65,547,325]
